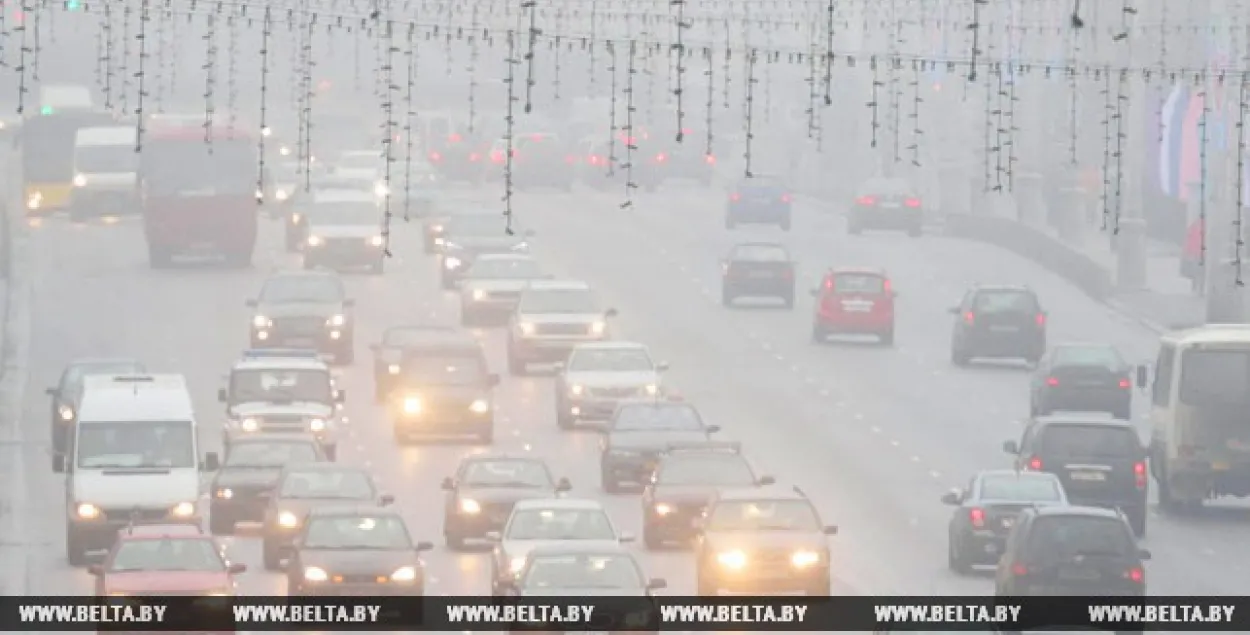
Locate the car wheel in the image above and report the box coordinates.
[1114,406,1132,420]
[322,444,337,461]
[66,531,88,567]
[370,259,385,275]
[556,407,573,430]
[811,323,827,344]
[461,308,477,327]
[209,510,235,535]
[478,427,494,444]
[947,537,971,574]
[440,274,456,290]
[951,346,971,366]
[1128,506,1147,538]
[335,345,354,365]
[225,249,253,268]
[847,221,863,235]
[285,233,301,253]
[148,246,173,269]
[507,346,527,376]
[600,468,622,494]
[780,218,792,231]
[695,571,717,596]
[262,542,284,571]
[907,224,923,237]
[724,216,736,230]
[781,292,795,310]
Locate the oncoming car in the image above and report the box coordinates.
[261,463,391,570]
[89,524,246,596]
[489,498,632,594]
[218,350,343,459]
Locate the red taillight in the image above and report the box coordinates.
[780,193,792,203]
[1011,564,1028,577]
[490,151,504,163]
[730,193,741,202]
[705,154,716,164]
[782,269,793,280]
[882,278,892,293]
[1045,377,1059,387]
[904,197,921,208]
[1035,313,1046,327]
[1126,566,1144,583]
[1027,456,1043,470]
[968,507,986,528]
[1119,378,1131,389]
[856,195,876,205]
[589,155,602,165]
[429,151,442,162]
[448,133,462,143]
[1134,461,1147,488]
[681,128,692,135]
[565,155,577,164]
[531,134,543,141]
[962,311,975,325]
[824,277,834,290]
[655,153,667,163]
[468,152,481,162]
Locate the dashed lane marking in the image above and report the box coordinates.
[929,470,942,479]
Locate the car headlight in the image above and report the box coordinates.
[291,212,302,223]
[459,499,481,514]
[431,224,444,232]
[215,488,233,499]
[170,502,196,518]
[472,288,486,301]
[73,173,87,187]
[370,235,384,247]
[303,566,329,582]
[58,404,75,421]
[255,189,265,201]
[519,322,536,336]
[511,241,528,251]
[654,503,674,515]
[252,315,270,328]
[791,550,821,568]
[374,182,389,197]
[278,511,300,528]
[309,418,326,432]
[275,189,289,201]
[240,418,259,432]
[279,145,291,156]
[403,397,421,414]
[328,314,346,327]
[469,399,490,414]
[645,384,659,395]
[434,236,445,246]
[509,556,526,573]
[590,320,606,335]
[444,256,462,269]
[390,566,417,583]
[76,503,101,520]
[570,384,584,396]
[717,550,747,569]
[307,235,324,247]
[387,364,401,374]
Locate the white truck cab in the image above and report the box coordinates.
[1138,324,1250,510]
[218,349,345,460]
[58,374,217,566]
[70,125,139,219]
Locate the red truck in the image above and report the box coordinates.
[140,123,260,268]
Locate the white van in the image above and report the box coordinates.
[70,125,139,219]
[57,374,218,566]
[1138,324,1250,510]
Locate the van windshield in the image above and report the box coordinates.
[1179,349,1250,405]
[76,144,138,173]
[77,420,195,469]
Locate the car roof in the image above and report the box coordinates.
[525,543,633,558]
[79,375,193,422]
[571,341,647,352]
[1031,505,1124,520]
[827,266,888,276]
[732,241,787,250]
[523,279,592,291]
[513,498,604,511]
[460,453,548,465]
[715,485,808,502]
[1032,412,1135,428]
[306,504,401,518]
[233,357,329,372]
[972,284,1035,294]
[68,357,145,369]
[396,332,482,351]
[311,190,377,204]
[976,469,1059,480]
[117,524,206,539]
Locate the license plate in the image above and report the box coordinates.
[1070,471,1106,482]
[286,337,316,347]
[1058,567,1099,581]
[1079,380,1105,387]
[841,301,873,312]
[990,325,1019,332]
[881,202,900,208]
[1212,461,1230,471]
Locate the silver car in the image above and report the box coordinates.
[553,342,668,429]
[459,254,547,327]
[506,280,618,375]
[488,498,633,594]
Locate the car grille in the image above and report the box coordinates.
[258,414,309,433]
[338,574,388,584]
[272,316,325,336]
[226,484,272,499]
[588,386,642,398]
[751,547,797,568]
[537,323,590,336]
[101,508,171,523]
[483,501,517,523]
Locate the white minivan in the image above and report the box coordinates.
[56,374,219,566]
[70,125,139,220]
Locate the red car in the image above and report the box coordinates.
[810,267,897,345]
[90,524,246,596]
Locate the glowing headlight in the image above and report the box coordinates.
[279,145,291,156]
[431,224,444,232]
[261,126,272,137]
[303,566,328,582]
[590,321,607,335]
[387,364,401,374]
[240,418,259,432]
[717,550,747,569]
[58,405,75,421]
[291,213,302,223]
[307,235,324,247]
[519,322,536,336]
[403,397,422,414]
[645,384,659,395]
[469,399,490,414]
[434,237,445,246]
[278,511,300,528]
[26,194,41,210]
[459,499,481,514]
[472,289,486,301]
[570,384,584,396]
[374,182,390,197]
[328,314,346,326]
[511,241,529,251]
[215,488,233,499]
[171,502,196,518]
[76,503,101,520]
[275,189,289,201]
[444,257,462,269]
[509,556,527,573]
[72,173,87,187]
[654,503,674,515]
[251,315,270,328]
[309,418,326,432]
[255,189,265,201]
[791,550,821,568]
[390,566,417,582]
[370,235,384,247]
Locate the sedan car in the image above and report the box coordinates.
[943,469,1069,574]
[261,463,391,570]
[507,280,618,374]
[949,285,1047,366]
[489,498,633,594]
[600,400,720,493]
[247,271,356,364]
[90,525,245,596]
[848,176,924,236]
[554,342,668,429]
[458,254,547,327]
[642,443,774,548]
[369,324,460,400]
[286,505,433,595]
[300,190,386,274]
[721,242,795,308]
[725,175,792,230]
[46,357,146,466]
[1029,343,1133,419]
[439,214,534,289]
[209,434,327,535]
[442,455,572,549]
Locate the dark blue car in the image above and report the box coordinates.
[725,176,792,231]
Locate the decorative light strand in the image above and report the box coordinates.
[743,47,757,178]
[672,0,688,143]
[620,38,637,209]
[134,0,151,151]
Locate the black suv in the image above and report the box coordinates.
[247,271,355,364]
[995,506,1149,599]
[1030,343,1133,419]
[1003,413,1148,536]
[441,454,571,550]
[721,242,796,308]
[942,469,1068,574]
[949,285,1046,366]
[208,434,327,535]
[385,331,499,444]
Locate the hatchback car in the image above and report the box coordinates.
[810,267,896,345]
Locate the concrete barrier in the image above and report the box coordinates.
[945,213,1113,301]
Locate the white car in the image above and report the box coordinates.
[488,498,633,594]
[554,341,668,428]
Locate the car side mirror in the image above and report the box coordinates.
[484,531,502,542]
[656,361,670,372]
[1138,549,1152,560]
[378,494,395,506]
[757,475,776,486]
[343,299,355,308]
[646,578,667,590]
[604,308,619,318]
[488,373,501,387]
[88,564,104,576]
[217,388,228,403]
[245,299,258,308]
[1002,440,1019,455]
[52,453,66,474]
[555,477,572,492]
[941,489,962,505]
[334,389,346,403]
[947,306,961,315]
[202,452,220,472]
[440,477,455,491]
[1135,364,1148,388]
[618,532,636,543]
[416,541,434,552]
[823,525,839,535]
[228,563,247,574]
[706,425,721,433]
[45,387,57,396]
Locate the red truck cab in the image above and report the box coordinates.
[810,267,897,345]
[140,123,260,268]
[90,524,245,596]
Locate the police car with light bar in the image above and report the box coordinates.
[218,350,345,460]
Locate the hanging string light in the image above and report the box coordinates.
[742,47,757,178]
[402,23,417,221]
[621,38,638,209]
[256,6,272,205]
[133,0,151,150]
[202,7,218,147]
[672,0,688,142]
[502,28,519,231]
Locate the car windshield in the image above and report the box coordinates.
[1178,349,1250,406]
[64,361,146,393]
[338,153,378,169]
[974,290,1039,314]
[612,405,702,431]
[259,276,344,304]
[568,348,653,372]
[657,456,755,486]
[302,515,413,550]
[306,201,378,226]
[521,554,644,590]
[1053,346,1125,369]
[230,369,331,405]
[731,245,788,262]
[402,355,486,385]
[706,499,821,531]
[833,273,885,293]
[1027,516,1134,559]
[462,460,552,488]
[76,143,138,173]
[448,215,507,236]
[518,288,599,314]
[1041,425,1140,459]
[226,441,320,467]
[467,258,542,280]
[109,539,225,573]
[979,475,1064,502]
[279,469,376,499]
[381,327,455,347]
[77,421,195,469]
[505,508,616,541]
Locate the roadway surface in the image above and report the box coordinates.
[1,177,1247,609]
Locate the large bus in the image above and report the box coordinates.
[139,122,259,268]
[19,85,116,214]
[1139,324,1250,510]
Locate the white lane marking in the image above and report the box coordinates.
[890,439,901,447]
[870,425,882,434]
[909,455,920,463]
[929,470,942,479]
[818,388,830,396]
[853,412,865,421]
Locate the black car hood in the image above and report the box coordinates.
[274,497,375,516]
[258,302,343,318]
[607,429,712,451]
[400,384,489,401]
[213,467,283,489]
[650,484,723,503]
[446,235,526,252]
[298,548,418,575]
[458,486,555,503]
